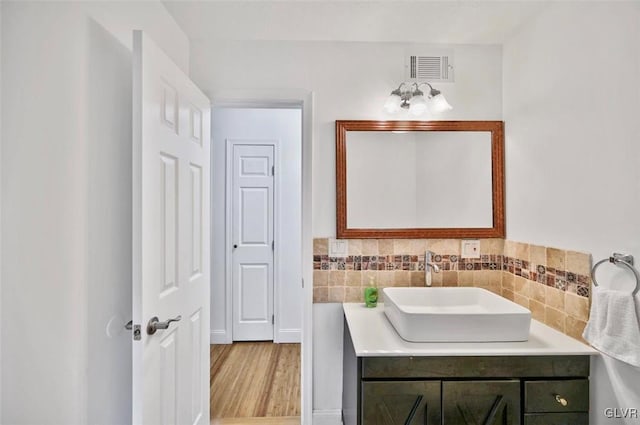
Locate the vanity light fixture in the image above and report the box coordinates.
[383,82,452,116]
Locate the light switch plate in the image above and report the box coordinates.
[461,239,481,259]
[328,238,348,257]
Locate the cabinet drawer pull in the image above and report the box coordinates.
[554,394,568,407]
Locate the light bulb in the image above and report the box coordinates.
[429,92,452,113]
[409,94,427,116]
[384,93,402,114]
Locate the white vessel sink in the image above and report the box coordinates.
[383,287,531,342]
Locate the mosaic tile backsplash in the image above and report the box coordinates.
[313,238,592,341]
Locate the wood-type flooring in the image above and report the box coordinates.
[210,417,300,425]
[210,342,300,421]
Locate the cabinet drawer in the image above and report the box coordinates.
[525,380,589,413]
[524,412,589,425]
[362,356,589,379]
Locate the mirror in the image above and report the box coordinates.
[336,120,504,238]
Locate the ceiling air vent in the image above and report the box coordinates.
[406,53,454,82]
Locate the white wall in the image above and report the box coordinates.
[82,2,189,74]
[191,41,503,237]
[3,6,91,421]
[85,17,133,424]
[1,2,189,423]
[312,303,345,421]
[503,2,640,424]
[190,39,502,416]
[211,107,302,344]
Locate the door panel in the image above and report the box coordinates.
[133,30,210,425]
[160,153,178,292]
[241,156,270,176]
[159,330,178,425]
[190,106,203,145]
[240,188,270,244]
[232,144,275,340]
[190,164,203,280]
[239,264,270,320]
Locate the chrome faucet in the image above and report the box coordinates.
[425,250,440,286]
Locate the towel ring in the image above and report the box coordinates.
[591,253,640,296]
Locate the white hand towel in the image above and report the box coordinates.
[583,287,640,367]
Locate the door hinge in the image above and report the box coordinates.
[272,240,274,251]
[271,314,275,325]
[272,165,275,176]
[302,278,304,288]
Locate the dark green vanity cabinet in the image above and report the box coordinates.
[343,322,591,425]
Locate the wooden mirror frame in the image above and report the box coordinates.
[336,120,505,239]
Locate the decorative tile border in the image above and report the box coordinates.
[313,241,590,298]
[502,256,590,298]
[313,254,508,272]
[313,255,426,271]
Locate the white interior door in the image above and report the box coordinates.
[231,143,275,341]
[132,30,210,425]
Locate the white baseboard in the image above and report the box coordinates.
[211,329,301,344]
[312,409,342,425]
[276,328,301,343]
[210,330,229,344]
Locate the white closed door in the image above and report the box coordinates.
[231,144,275,341]
[132,31,210,425]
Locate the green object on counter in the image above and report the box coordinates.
[364,276,378,307]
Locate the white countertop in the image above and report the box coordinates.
[343,303,598,357]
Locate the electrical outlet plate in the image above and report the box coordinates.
[461,239,481,259]
[328,238,348,257]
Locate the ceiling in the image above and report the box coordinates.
[162,1,550,45]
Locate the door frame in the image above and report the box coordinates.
[225,138,279,342]
[210,89,313,425]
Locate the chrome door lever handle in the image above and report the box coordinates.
[147,315,182,335]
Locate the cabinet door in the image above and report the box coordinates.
[443,380,521,425]
[362,381,441,425]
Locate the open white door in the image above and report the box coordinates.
[132,30,211,425]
